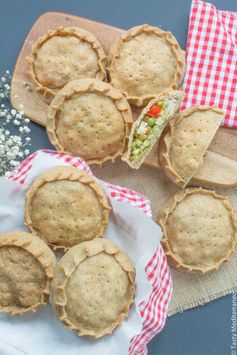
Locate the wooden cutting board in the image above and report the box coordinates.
[10,12,237,187]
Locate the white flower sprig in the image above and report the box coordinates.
[0,70,31,176]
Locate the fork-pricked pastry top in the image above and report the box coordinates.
[108,24,185,107]
[0,231,56,315]
[159,105,225,188]
[46,78,133,164]
[24,166,111,250]
[158,188,237,274]
[28,27,106,103]
[50,238,135,338]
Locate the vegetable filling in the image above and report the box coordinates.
[129,98,173,163]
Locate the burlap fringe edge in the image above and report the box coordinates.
[168,287,237,317]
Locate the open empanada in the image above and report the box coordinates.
[123,90,184,169]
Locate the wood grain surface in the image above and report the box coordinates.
[10,12,237,186]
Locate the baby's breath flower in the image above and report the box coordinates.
[0,70,31,176]
[4,171,11,177]
[10,160,19,167]
[23,126,30,134]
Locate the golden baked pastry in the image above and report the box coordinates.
[123,90,184,169]
[0,231,56,315]
[158,188,237,274]
[159,105,225,188]
[50,238,135,338]
[108,24,185,106]
[28,27,106,103]
[46,78,133,164]
[24,166,110,250]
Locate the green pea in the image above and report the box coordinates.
[140,134,147,141]
[133,148,140,155]
[143,140,151,148]
[157,101,164,108]
[136,139,142,147]
[131,141,137,149]
[148,118,156,127]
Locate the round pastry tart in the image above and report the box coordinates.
[158,188,237,274]
[108,24,185,106]
[50,238,135,338]
[159,105,225,188]
[46,78,133,164]
[0,231,56,315]
[28,27,106,103]
[25,166,111,250]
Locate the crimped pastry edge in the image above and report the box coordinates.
[122,89,185,169]
[27,26,107,104]
[159,105,225,188]
[46,78,133,164]
[0,231,56,315]
[50,238,136,338]
[24,166,111,251]
[157,187,237,274]
[108,24,186,107]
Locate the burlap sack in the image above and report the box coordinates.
[91,159,237,317]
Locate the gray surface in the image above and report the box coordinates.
[0,0,236,354]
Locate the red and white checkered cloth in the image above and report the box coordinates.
[7,149,172,355]
[182,0,237,128]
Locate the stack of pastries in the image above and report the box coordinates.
[0,166,135,338]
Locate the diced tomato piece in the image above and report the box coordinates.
[147,104,161,117]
